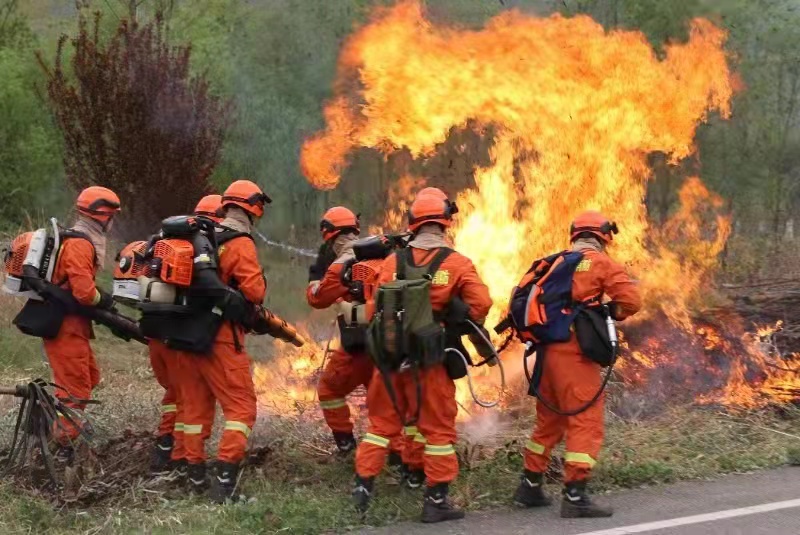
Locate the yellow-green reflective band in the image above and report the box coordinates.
[403,426,419,436]
[183,424,203,435]
[224,421,252,438]
[174,422,185,432]
[319,398,347,410]
[525,439,546,455]
[424,444,456,456]
[414,433,427,444]
[91,289,102,306]
[362,433,390,448]
[161,404,177,413]
[564,452,597,467]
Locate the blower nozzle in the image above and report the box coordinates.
[249,306,306,347]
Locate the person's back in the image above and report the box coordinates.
[179,180,269,503]
[42,186,120,450]
[514,211,641,519]
[354,188,492,524]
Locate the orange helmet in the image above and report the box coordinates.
[570,211,618,243]
[221,180,271,218]
[320,206,360,242]
[194,194,223,222]
[417,187,448,200]
[76,186,121,223]
[407,188,458,232]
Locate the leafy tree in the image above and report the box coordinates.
[37,10,233,240]
[0,0,62,229]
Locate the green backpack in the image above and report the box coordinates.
[366,247,453,373]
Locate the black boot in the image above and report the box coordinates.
[513,470,552,507]
[421,483,465,524]
[150,434,174,475]
[406,468,425,490]
[333,431,356,454]
[561,480,613,518]
[187,462,207,494]
[352,475,374,513]
[210,461,241,504]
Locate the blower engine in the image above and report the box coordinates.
[2,218,62,299]
[112,240,148,305]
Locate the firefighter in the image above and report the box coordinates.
[306,206,369,453]
[148,194,224,475]
[45,186,120,454]
[179,180,269,503]
[513,211,641,518]
[353,188,492,523]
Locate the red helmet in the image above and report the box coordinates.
[194,194,223,222]
[76,186,121,223]
[320,206,360,242]
[570,211,618,243]
[407,188,458,232]
[221,180,271,218]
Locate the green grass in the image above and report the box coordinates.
[0,403,797,534]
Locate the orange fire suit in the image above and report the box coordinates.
[307,259,375,437]
[180,235,265,465]
[524,247,641,483]
[148,340,189,460]
[43,237,101,443]
[355,246,492,484]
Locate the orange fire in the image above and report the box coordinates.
[293,1,798,413]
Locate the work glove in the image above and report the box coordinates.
[606,301,622,321]
[309,241,337,282]
[96,290,116,311]
[307,280,321,295]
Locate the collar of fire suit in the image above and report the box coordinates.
[408,226,451,251]
[332,232,358,262]
[572,237,604,254]
[220,207,252,234]
[72,216,107,270]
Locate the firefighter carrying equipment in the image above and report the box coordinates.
[570,211,618,244]
[221,180,271,219]
[496,250,618,416]
[136,215,252,354]
[3,218,144,343]
[320,206,360,242]
[407,189,459,233]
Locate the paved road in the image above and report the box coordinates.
[362,467,800,535]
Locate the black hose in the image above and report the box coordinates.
[524,342,617,416]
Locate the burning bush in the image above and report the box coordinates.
[37,12,233,240]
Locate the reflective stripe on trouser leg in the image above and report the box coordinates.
[525,439,545,455]
[564,452,597,467]
[174,422,185,433]
[161,404,177,413]
[424,444,456,456]
[319,398,347,410]
[183,424,203,435]
[224,421,252,438]
[362,433,390,448]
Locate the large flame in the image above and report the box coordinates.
[295,1,798,413]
